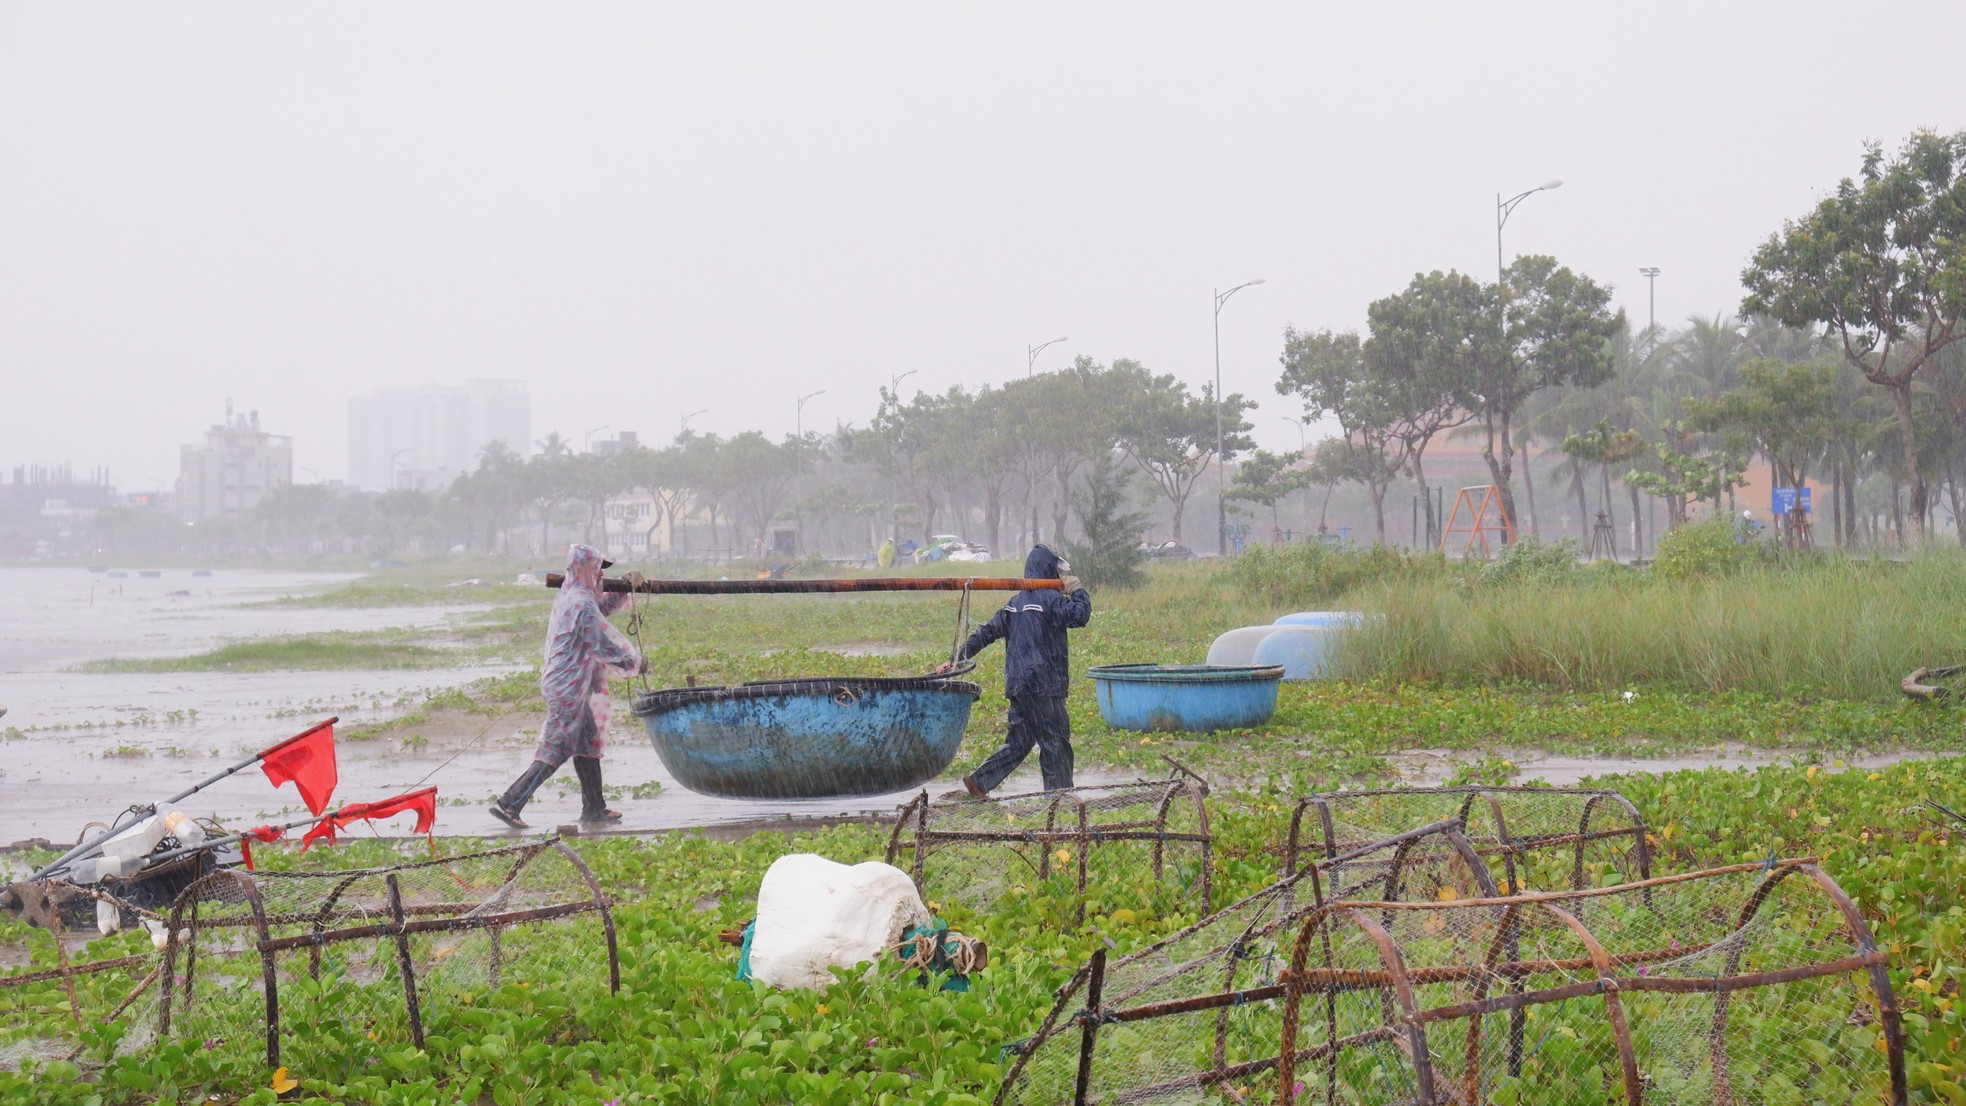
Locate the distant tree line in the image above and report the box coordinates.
[72,130,1966,562]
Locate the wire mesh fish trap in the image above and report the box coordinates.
[885,769,1213,922]
[1000,858,1904,1106]
[134,840,618,1066]
[0,897,156,1071]
[1287,786,1652,893]
[994,819,1497,1106]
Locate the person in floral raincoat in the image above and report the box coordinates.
[490,544,646,829]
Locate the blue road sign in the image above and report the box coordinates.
[1772,486,1812,515]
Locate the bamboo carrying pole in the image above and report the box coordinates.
[545,573,1063,594]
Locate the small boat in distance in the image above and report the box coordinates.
[137,570,163,578]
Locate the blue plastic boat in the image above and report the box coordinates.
[630,675,981,800]
[1087,664,1285,733]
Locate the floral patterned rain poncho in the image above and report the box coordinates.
[533,544,642,767]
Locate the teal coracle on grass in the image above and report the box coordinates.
[1087,663,1284,732]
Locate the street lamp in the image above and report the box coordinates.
[1026,336,1069,377]
[582,424,611,453]
[1214,279,1265,555]
[887,370,918,399]
[1281,416,1306,454]
[1639,267,1661,334]
[389,448,411,489]
[680,409,707,436]
[795,390,826,474]
[1496,179,1563,284]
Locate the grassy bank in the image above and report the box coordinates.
[6,753,1963,1104]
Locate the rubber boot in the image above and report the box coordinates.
[574,757,621,824]
[490,760,555,829]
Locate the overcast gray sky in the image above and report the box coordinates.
[3,2,1961,487]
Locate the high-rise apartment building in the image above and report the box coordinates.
[347,379,530,492]
[176,404,293,522]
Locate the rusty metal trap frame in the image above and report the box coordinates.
[1286,786,1652,895]
[997,854,1904,1106]
[885,767,1213,921]
[0,839,622,1069]
[994,818,1495,1106]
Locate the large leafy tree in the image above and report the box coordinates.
[1371,259,1622,536]
[718,431,798,552]
[1684,359,1843,548]
[1275,329,1406,543]
[1111,362,1253,544]
[1225,447,1309,538]
[1741,130,1966,543]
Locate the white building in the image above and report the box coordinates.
[603,489,675,558]
[347,379,530,492]
[176,405,293,522]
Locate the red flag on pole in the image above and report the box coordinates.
[238,825,286,871]
[258,719,339,815]
[299,787,439,853]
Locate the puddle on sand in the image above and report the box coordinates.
[1388,745,1952,786]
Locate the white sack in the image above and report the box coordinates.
[748,854,930,990]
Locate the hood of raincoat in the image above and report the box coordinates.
[566,544,613,580]
[1023,544,1064,580]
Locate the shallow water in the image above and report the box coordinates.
[0,567,1113,846]
[0,567,525,844]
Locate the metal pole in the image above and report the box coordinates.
[1496,191,1505,285]
[1214,287,1225,556]
[29,717,337,880]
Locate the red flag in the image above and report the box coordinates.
[258,719,338,815]
[238,824,285,872]
[299,788,439,854]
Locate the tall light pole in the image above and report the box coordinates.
[1496,179,1563,284]
[1026,336,1069,377]
[389,448,411,489]
[1214,279,1265,554]
[680,409,707,436]
[1281,416,1306,454]
[887,369,918,399]
[582,424,610,453]
[1638,267,1661,333]
[795,390,826,474]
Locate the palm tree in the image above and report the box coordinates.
[535,431,571,460]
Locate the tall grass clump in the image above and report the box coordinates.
[1340,547,1966,700]
[1227,541,1447,607]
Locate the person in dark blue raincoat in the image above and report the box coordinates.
[936,544,1090,794]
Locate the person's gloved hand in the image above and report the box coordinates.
[1061,574,1086,595]
[621,570,647,591]
[636,654,652,675]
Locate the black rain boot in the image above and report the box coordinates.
[574,757,621,825]
[490,760,555,829]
